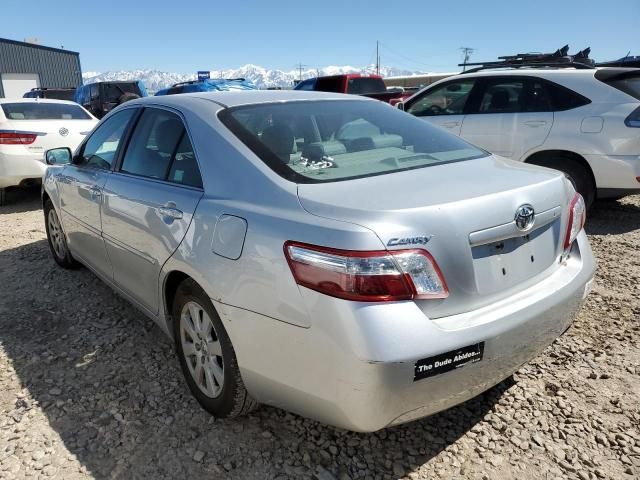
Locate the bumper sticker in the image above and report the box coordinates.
[414,342,485,381]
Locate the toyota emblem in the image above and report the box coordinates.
[59,127,69,137]
[514,204,535,232]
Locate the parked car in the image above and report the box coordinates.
[399,67,640,206]
[74,81,147,119]
[155,78,256,96]
[294,73,413,104]
[23,87,77,101]
[0,99,96,205]
[41,91,594,432]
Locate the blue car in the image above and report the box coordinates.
[155,78,256,96]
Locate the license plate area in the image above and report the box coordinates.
[414,342,485,381]
[471,220,559,295]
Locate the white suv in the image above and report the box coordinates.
[0,99,97,205]
[401,67,640,206]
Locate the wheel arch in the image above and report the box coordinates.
[163,270,192,338]
[524,149,596,188]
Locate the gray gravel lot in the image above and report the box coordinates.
[0,187,638,480]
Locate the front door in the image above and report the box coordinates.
[101,107,204,313]
[404,78,477,136]
[58,109,136,277]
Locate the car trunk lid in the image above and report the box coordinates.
[296,155,571,318]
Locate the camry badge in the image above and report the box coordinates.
[59,127,69,137]
[387,235,433,247]
[514,204,535,232]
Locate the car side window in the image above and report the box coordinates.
[77,109,136,170]
[120,108,203,188]
[543,81,591,111]
[523,80,554,112]
[477,79,525,114]
[406,80,476,117]
[168,134,203,188]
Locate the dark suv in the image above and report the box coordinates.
[23,87,77,101]
[74,81,147,119]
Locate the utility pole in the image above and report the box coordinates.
[376,41,380,76]
[295,63,307,83]
[460,47,475,72]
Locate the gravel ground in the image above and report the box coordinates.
[0,187,638,480]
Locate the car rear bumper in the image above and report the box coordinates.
[216,233,595,432]
[585,153,640,191]
[0,151,47,189]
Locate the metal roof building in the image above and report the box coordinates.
[0,38,82,98]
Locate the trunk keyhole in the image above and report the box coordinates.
[531,255,535,263]
[502,267,506,276]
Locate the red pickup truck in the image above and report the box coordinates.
[293,73,412,104]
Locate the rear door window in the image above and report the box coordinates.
[1,103,91,120]
[406,79,476,117]
[120,108,202,188]
[476,79,525,113]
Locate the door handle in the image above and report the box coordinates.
[523,120,547,127]
[158,205,183,220]
[442,121,460,128]
[89,186,102,201]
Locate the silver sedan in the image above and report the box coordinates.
[41,91,595,432]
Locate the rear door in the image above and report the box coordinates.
[404,78,477,135]
[101,107,203,313]
[460,76,553,159]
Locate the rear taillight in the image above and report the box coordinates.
[284,241,448,302]
[563,193,586,250]
[0,132,37,145]
[624,106,640,128]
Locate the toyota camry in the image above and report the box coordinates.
[41,91,595,432]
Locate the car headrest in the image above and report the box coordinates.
[156,118,184,154]
[489,89,510,110]
[261,125,297,159]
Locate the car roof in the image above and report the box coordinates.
[128,90,371,109]
[0,98,83,105]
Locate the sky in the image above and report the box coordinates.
[2,0,638,74]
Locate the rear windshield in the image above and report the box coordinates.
[219,100,486,183]
[605,75,640,100]
[346,77,386,94]
[103,83,142,100]
[1,103,91,120]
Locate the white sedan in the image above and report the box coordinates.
[0,99,97,205]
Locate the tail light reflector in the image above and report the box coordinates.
[284,241,448,302]
[563,192,586,249]
[0,132,37,145]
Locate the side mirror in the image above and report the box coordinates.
[45,147,73,166]
[396,101,405,111]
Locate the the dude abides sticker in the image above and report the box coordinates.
[414,342,485,381]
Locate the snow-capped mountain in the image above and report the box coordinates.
[82,64,426,92]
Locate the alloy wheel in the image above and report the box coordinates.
[180,301,224,398]
[47,208,66,259]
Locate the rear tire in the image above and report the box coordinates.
[530,155,596,207]
[173,278,258,418]
[44,199,79,269]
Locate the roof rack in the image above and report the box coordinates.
[460,45,596,73]
[171,78,247,88]
[597,55,640,68]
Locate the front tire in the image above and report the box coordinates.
[173,279,257,418]
[44,199,79,269]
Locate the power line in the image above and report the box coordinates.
[460,47,475,72]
